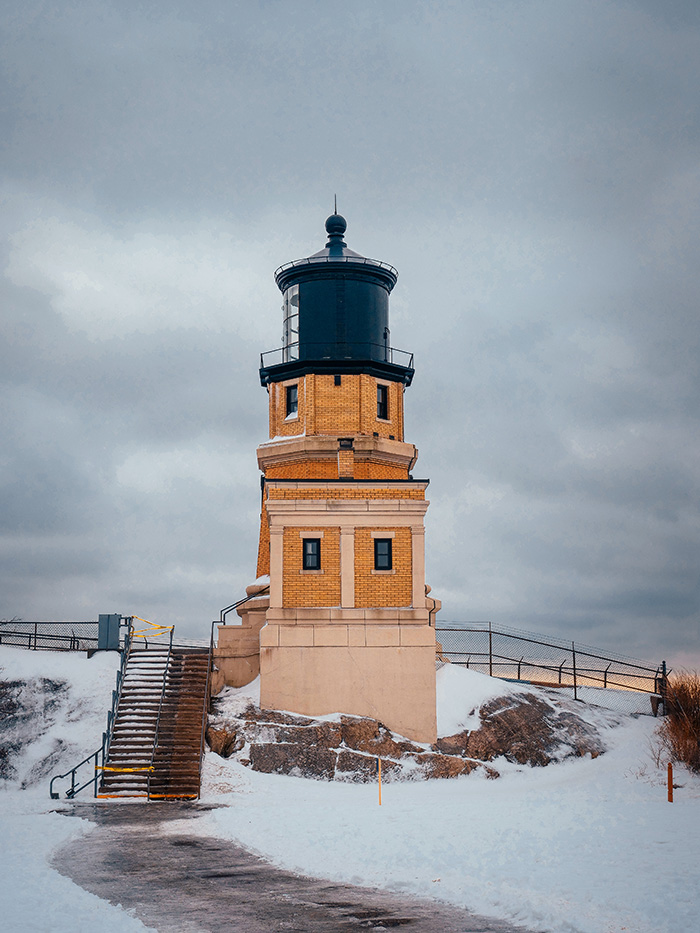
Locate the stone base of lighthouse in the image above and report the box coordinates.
[252,477,439,744]
[259,607,438,744]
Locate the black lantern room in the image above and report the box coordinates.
[259,214,414,386]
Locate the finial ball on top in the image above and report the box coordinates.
[325,213,347,237]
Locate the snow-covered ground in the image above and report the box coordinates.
[0,646,153,932]
[2,645,699,933]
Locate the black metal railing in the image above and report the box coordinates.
[0,620,98,652]
[274,255,398,277]
[435,622,667,716]
[197,587,271,784]
[49,625,134,800]
[260,341,414,371]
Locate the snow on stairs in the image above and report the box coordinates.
[149,649,209,800]
[98,645,209,800]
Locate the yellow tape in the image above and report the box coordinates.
[130,616,174,638]
[96,765,154,773]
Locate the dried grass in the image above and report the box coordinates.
[658,671,700,773]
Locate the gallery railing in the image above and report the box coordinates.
[260,341,414,370]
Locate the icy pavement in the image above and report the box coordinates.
[55,802,541,933]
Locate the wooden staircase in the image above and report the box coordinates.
[98,644,209,799]
[149,649,209,799]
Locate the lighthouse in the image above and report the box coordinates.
[217,212,439,743]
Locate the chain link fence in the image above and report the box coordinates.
[436,622,666,716]
[0,620,99,652]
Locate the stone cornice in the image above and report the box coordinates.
[257,434,418,472]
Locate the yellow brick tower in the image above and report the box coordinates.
[218,212,439,742]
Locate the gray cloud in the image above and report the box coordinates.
[1,0,699,667]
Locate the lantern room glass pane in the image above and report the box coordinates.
[282,285,299,362]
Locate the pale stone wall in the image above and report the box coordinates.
[259,615,437,743]
[212,596,269,691]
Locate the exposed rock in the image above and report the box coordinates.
[205,726,240,758]
[241,705,317,726]
[207,679,606,784]
[266,721,342,748]
[410,752,474,779]
[335,750,401,782]
[250,742,337,780]
[434,730,470,756]
[466,693,604,766]
[340,716,423,758]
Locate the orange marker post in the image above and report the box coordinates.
[668,762,674,803]
[377,756,382,806]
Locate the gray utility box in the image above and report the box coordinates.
[98,613,121,651]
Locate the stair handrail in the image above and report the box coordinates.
[49,623,134,799]
[197,588,270,794]
[103,623,134,761]
[146,625,175,798]
[49,744,104,800]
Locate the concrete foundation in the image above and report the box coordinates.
[259,607,438,743]
[212,586,269,693]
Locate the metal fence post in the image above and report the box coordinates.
[489,622,493,678]
[572,641,578,701]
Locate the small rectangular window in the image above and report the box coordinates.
[377,384,388,420]
[302,538,321,570]
[334,374,342,386]
[374,538,392,571]
[286,383,298,417]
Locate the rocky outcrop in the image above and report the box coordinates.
[439,694,604,767]
[206,683,606,783]
[0,677,69,784]
[206,700,499,782]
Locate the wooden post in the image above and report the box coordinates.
[668,762,673,803]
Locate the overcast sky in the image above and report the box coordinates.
[2,0,699,668]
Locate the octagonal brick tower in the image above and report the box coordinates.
[222,213,439,743]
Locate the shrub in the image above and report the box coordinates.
[659,671,700,773]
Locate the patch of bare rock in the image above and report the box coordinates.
[206,685,606,782]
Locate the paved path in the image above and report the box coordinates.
[54,802,540,933]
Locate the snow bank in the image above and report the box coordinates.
[0,645,119,789]
[198,672,700,933]
[3,647,700,933]
[1,792,153,932]
[436,663,523,736]
[0,646,152,931]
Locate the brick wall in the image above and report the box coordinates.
[265,461,339,479]
[257,477,419,575]
[256,499,270,578]
[268,374,404,440]
[264,458,408,481]
[354,460,408,480]
[268,379,306,438]
[282,526,341,607]
[267,485,425,501]
[354,527,413,608]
